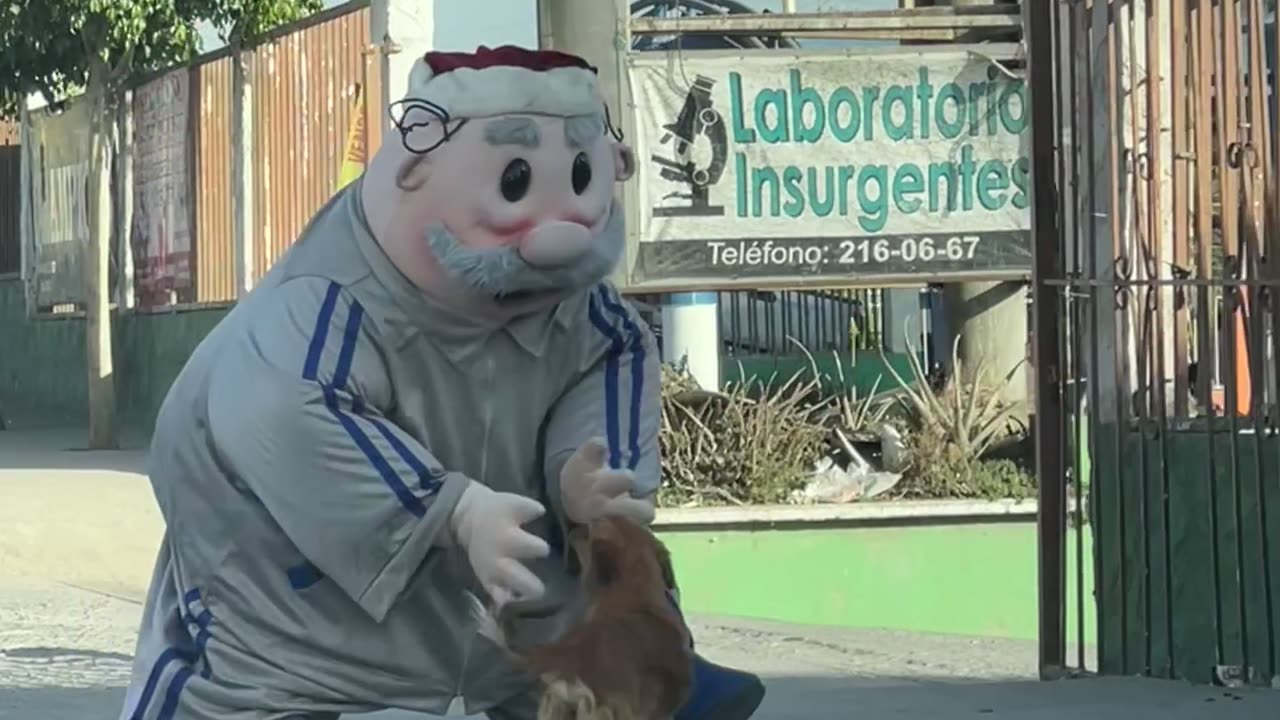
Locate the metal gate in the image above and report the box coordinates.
[1029,0,1280,685]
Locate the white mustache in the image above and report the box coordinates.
[425,204,623,298]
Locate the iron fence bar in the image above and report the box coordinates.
[1049,0,1073,667]
[1083,0,1108,673]
[1244,0,1277,680]
[1124,0,1155,676]
[1267,0,1280,684]
[1140,0,1179,679]
[1225,258,1252,677]
[1173,0,1192,418]
[1192,0,1227,665]
[1029,0,1068,677]
[1041,277,1280,287]
[1104,0,1132,671]
[1062,0,1089,671]
[1219,0,1254,678]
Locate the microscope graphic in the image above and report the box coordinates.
[651,74,728,217]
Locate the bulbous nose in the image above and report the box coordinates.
[518,221,593,269]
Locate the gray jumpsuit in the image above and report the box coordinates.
[117,180,660,720]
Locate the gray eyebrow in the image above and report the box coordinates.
[484,117,540,148]
[564,113,604,149]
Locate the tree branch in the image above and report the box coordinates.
[109,44,138,85]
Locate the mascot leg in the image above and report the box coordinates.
[667,588,765,720]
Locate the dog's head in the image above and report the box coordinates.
[569,515,674,598]
[529,516,691,720]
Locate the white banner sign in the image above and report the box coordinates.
[27,99,92,308]
[628,48,1032,288]
[132,68,193,307]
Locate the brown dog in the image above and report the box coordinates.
[472,515,692,720]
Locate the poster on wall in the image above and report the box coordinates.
[626,47,1032,290]
[27,99,91,309]
[132,68,193,308]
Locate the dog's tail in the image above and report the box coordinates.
[465,590,511,650]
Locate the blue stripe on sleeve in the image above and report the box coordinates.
[302,283,427,519]
[180,588,214,679]
[157,666,195,720]
[587,290,624,470]
[322,384,428,518]
[332,297,364,388]
[302,282,343,381]
[128,647,178,720]
[367,416,447,494]
[598,286,646,471]
[128,645,199,720]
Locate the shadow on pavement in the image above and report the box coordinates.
[0,686,125,720]
[4,674,1279,720]
[746,674,1280,719]
[0,427,148,474]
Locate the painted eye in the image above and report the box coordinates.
[571,152,592,195]
[500,159,532,202]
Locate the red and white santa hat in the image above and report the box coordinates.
[405,45,603,119]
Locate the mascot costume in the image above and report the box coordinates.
[119,46,765,720]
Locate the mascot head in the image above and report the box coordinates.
[361,46,636,321]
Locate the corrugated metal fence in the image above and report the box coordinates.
[192,4,379,303]
[16,1,376,310]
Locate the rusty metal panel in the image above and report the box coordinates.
[251,5,371,281]
[194,56,236,303]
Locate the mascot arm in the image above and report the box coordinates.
[542,285,662,525]
[206,276,470,622]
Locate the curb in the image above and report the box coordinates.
[654,498,1041,531]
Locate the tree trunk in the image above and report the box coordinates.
[85,66,118,450]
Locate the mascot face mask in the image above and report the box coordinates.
[360,46,636,320]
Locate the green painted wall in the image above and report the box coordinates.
[0,278,229,431]
[659,521,1095,643]
[1093,424,1280,685]
[724,351,915,397]
[4,274,912,430]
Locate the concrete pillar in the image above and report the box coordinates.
[933,0,1030,415]
[370,0,435,114]
[539,0,725,389]
[941,280,1030,412]
[661,292,721,390]
[881,287,927,356]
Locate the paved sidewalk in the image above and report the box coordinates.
[0,428,157,602]
[2,428,1279,719]
[2,575,1277,720]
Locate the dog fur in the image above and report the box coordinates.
[470,515,692,720]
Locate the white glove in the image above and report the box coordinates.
[558,438,657,526]
[449,480,551,607]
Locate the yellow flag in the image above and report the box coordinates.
[337,84,367,190]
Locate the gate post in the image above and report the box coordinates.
[1025,0,1068,678]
